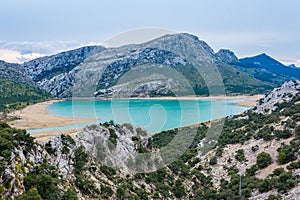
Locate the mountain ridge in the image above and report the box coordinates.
[0,33,299,99]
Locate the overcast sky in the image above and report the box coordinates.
[0,0,299,65]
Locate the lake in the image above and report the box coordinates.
[29,99,248,134]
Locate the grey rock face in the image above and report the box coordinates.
[254,80,300,114]
[0,61,34,86]
[21,46,105,97]
[0,123,154,198]
[14,33,223,98]
[76,124,160,173]
[215,49,239,64]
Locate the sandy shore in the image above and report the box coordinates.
[7,95,263,140]
[31,128,80,141]
[8,100,99,130]
[234,94,264,107]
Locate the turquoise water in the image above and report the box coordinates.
[29,99,248,134]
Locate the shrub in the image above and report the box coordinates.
[173,179,185,198]
[235,149,246,162]
[73,146,89,173]
[209,157,217,165]
[246,165,258,176]
[101,184,113,197]
[251,145,259,152]
[277,144,295,164]
[274,130,292,139]
[108,128,118,146]
[61,187,78,200]
[287,160,300,170]
[16,188,42,200]
[99,165,116,179]
[257,152,272,169]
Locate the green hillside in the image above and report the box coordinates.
[0,79,49,112]
[1,86,299,199]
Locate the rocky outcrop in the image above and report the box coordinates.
[0,61,34,87]
[215,49,239,64]
[0,123,153,198]
[254,80,300,114]
[75,123,159,173]
[21,46,105,97]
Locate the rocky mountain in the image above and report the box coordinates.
[0,61,34,87]
[1,33,300,99]
[288,64,298,69]
[1,81,300,199]
[254,80,300,114]
[7,33,282,97]
[237,53,300,85]
[22,46,105,97]
[215,49,239,64]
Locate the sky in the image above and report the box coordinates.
[0,0,299,65]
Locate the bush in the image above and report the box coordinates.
[16,188,42,200]
[73,146,89,173]
[99,165,116,179]
[235,149,246,162]
[246,165,258,176]
[173,179,185,198]
[267,194,282,200]
[287,160,300,170]
[257,152,272,169]
[116,187,125,199]
[274,130,292,139]
[101,184,113,197]
[209,157,217,165]
[277,144,295,164]
[61,187,78,200]
[75,174,99,196]
[24,174,61,200]
[108,128,118,146]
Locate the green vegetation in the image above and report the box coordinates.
[2,92,300,199]
[0,121,35,175]
[235,149,246,162]
[21,160,78,200]
[0,79,49,113]
[108,128,118,146]
[277,143,297,164]
[16,188,42,200]
[209,156,218,165]
[256,152,272,169]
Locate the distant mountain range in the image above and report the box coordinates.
[1,33,300,99]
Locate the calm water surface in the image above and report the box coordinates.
[29,99,248,134]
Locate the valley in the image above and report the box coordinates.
[0,33,300,199]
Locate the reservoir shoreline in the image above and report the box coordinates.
[8,94,263,140]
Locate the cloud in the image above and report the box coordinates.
[0,40,84,54]
[0,40,104,63]
[280,59,300,67]
[0,49,46,63]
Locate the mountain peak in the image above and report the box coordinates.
[239,53,284,67]
[288,64,298,68]
[149,33,215,56]
[215,49,239,64]
[257,53,271,58]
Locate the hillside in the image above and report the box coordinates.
[1,81,299,199]
[0,61,49,113]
